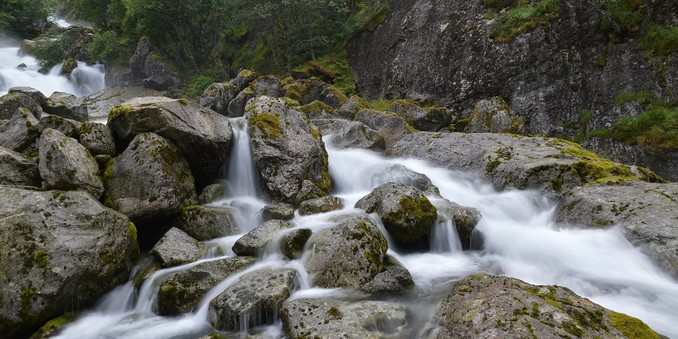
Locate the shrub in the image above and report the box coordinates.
[600,0,645,40]
[489,0,561,42]
[89,30,124,62]
[640,24,678,57]
[33,36,72,69]
[611,105,678,151]
[186,67,227,98]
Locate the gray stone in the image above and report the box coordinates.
[0,107,39,152]
[0,91,44,120]
[38,128,103,198]
[8,87,47,108]
[232,69,259,91]
[338,95,369,119]
[463,97,525,134]
[38,114,81,138]
[329,121,385,151]
[360,266,414,295]
[150,227,203,267]
[312,118,352,136]
[280,228,312,260]
[298,196,343,216]
[198,180,231,204]
[78,122,116,156]
[367,164,440,196]
[43,92,88,122]
[199,82,239,116]
[260,203,295,221]
[232,220,293,257]
[178,205,240,241]
[354,109,413,147]
[210,267,299,331]
[83,86,164,122]
[295,179,325,205]
[0,146,40,186]
[389,100,453,132]
[431,198,482,250]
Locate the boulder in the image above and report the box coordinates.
[329,121,385,151]
[157,256,257,316]
[232,220,293,257]
[389,100,453,132]
[198,180,230,204]
[338,95,369,119]
[421,274,659,339]
[260,203,295,221]
[295,179,325,205]
[462,97,525,134]
[130,36,153,79]
[199,82,239,116]
[178,205,240,241]
[354,109,413,147]
[282,78,348,109]
[104,133,197,223]
[360,266,415,295]
[0,91,44,120]
[431,198,482,250]
[78,122,116,156]
[557,182,678,278]
[313,118,352,136]
[8,87,47,108]
[142,52,181,90]
[305,214,388,289]
[246,97,331,204]
[228,75,282,117]
[0,186,139,338]
[232,69,259,91]
[0,147,40,186]
[280,228,312,260]
[108,96,233,187]
[42,92,88,122]
[150,227,203,267]
[210,267,299,331]
[281,299,409,338]
[298,196,344,216]
[355,183,437,247]
[83,86,165,122]
[298,100,339,120]
[38,115,81,138]
[38,128,103,198]
[386,132,662,193]
[0,107,39,152]
[367,164,440,196]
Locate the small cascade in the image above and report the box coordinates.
[227,118,259,198]
[430,219,463,253]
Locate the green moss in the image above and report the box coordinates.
[549,178,563,192]
[369,99,393,112]
[177,98,189,106]
[610,105,678,151]
[299,101,337,118]
[614,90,663,107]
[398,195,437,222]
[486,159,502,173]
[108,104,134,122]
[326,306,342,319]
[128,222,138,243]
[609,311,660,339]
[600,0,646,40]
[563,321,584,337]
[33,250,48,268]
[31,312,78,338]
[488,0,561,42]
[249,112,283,139]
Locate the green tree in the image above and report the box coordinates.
[0,0,50,37]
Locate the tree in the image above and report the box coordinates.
[0,0,50,37]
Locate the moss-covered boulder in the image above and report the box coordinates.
[177,205,240,241]
[0,107,39,152]
[228,75,282,117]
[281,77,348,109]
[78,122,116,157]
[389,99,453,132]
[0,187,138,338]
[355,183,437,247]
[354,109,414,147]
[199,82,239,116]
[0,146,40,186]
[328,121,385,151]
[422,274,660,338]
[0,91,44,120]
[246,96,331,204]
[149,227,203,267]
[462,97,525,134]
[304,214,388,289]
[42,92,88,122]
[37,115,81,139]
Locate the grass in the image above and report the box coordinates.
[609,311,661,339]
[640,24,678,57]
[488,0,561,42]
[600,0,646,40]
[610,105,678,151]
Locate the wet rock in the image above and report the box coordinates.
[463,97,525,134]
[360,266,414,295]
[298,196,343,216]
[104,133,197,223]
[78,122,116,156]
[368,164,440,196]
[61,58,78,75]
[0,146,40,186]
[280,228,312,260]
[178,205,240,241]
[246,97,331,204]
[38,128,103,198]
[421,274,657,339]
[38,115,81,138]
[0,91,45,119]
[313,118,352,136]
[305,214,388,289]
[108,96,233,187]
[354,109,413,147]
[355,183,437,247]
[232,220,293,257]
[150,227,203,267]
[431,198,482,250]
[557,182,678,278]
[329,121,385,151]
[210,267,299,331]
[198,180,230,204]
[0,186,138,338]
[295,179,325,205]
[0,107,39,152]
[260,202,295,221]
[42,92,88,122]
[158,256,257,316]
[389,100,453,132]
[281,298,409,338]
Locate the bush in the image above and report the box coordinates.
[89,30,124,62]
[600,0,645,40]
[33,36,72,68]
[611,104,678,151]
[0,0,50,37]
[640,24,678,57]
[186,67,227,98]
[489,0,561,42]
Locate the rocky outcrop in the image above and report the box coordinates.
[281,298,409,338]
[246,96,331,204]
[104,133,197,223]
[0,186,138,338]
[177,206,240,241]
[38,128,103,198]
[557,182,678,278]
[305,214,388,289]
[108,96,233,187]
[421,274,659,338]
[387,132,662,193]
[0,107,39,152]
[0,147,40,186]
[389,99,453,132]
[149,227,203,267]
[43,92,88,122]
[232,220,293,257]
[360,265,414,295]
[129,37,181,90]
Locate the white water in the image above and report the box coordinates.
[53,133,678,338]
[0,38,105,97]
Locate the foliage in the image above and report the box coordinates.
[64,0,125,27]
[488,0,561,42]
[610,105,678,151]
[89,30,124,62]
[640,24,678,57]
[0,0,51,37]
[33,36,73,68]
[600,0,645,40]
[187,66,227,98]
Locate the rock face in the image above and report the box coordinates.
[386,132,662,193]
[0,186,139,338]
[129,37,181,90]
[104,133,197,223]
[347,0,678,179]
[305,214,388,289]
[246,96,331,204]
[422,274,658,339]
[0,147,40,186]
[210,267,299,331]
[232,220,293,257]
[281,298,409,338]
[355,183,437,246]
[38,128,103,198]
[557,182,678,278]
[108,96,233,187]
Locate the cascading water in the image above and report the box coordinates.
[53,134,678,338]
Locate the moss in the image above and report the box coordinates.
[249,112,283,139]
[398,195,437,222]
[326,306,342,319]
[108,104,134,122]
[33,249,48,268]
[609,311,660,339]
[128,222,138,243]
[486,158,502,173]
[549,178,563,192]
[298,101,337,118]
[488,0,561,42]
[177,98,189,106]
[562,321,584,337]
[600,0,646,40]
[610,105,678,152]
[31,312,78,338]
[640,24,678,58]
[369,99,393,112]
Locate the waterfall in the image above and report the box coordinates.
[227,118,259,198]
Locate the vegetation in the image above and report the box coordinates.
[485,0,561,42]
[608,311,661,339]
[611,105,678,151]
[0,0,51,37]
[600,0,645,40]
[32,35,73,68]
[640,24,678,57]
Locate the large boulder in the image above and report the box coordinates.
[0,91,44,120]
[38,115,81,138]
[354,109,413,147]
[83,86,164,122]
[0,186,139,338]
[298,196,343,216]
[129,37,181,90]
[386,132,662,193]
[462,97,525,134]
[304,214,388,289]
[389,99,453,132]
[210,267,299,331]
[177,205,240,241]
[38,128,103,198]
[199,82,239,116]
[246,96,331,204]
[355,183,437,247]
[78,122,116,156]
[157,256,256,316]
[228,76,282,117]
[281,298,409,338]
[149,227,203,267]
[421,274,660,338]
[260,203,295,221]
[42,92,88,122]
[104,133,197,223]
[367,164,440,196]
[0,107,39,152]
[329,121,385,151]
[108,96,233,187]
[557,182,678,279]
[232,220,293,257]
[0,147,40,186]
